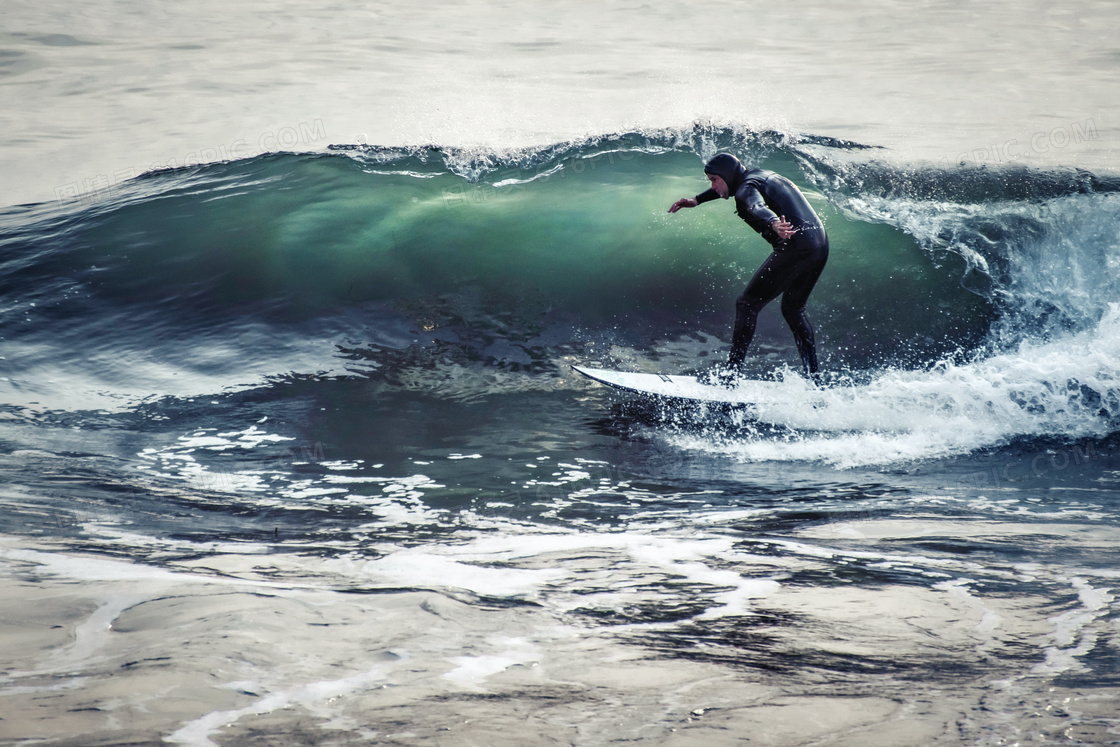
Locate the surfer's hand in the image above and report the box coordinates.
[668,198,698,213]
[771,216,798,239]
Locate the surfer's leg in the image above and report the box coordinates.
[729,252,787,370]
[728,299,760,370]
[782,304,818,375]
[779,238,829,375]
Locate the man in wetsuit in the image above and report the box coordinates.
[669,153,828,380]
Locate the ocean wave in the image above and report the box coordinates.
[1,125,1118,455]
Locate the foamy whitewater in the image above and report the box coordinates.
[3,2,1120,745]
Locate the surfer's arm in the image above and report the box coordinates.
[737,186,799,240]
[669,188,721,212]
[740,186,779,224]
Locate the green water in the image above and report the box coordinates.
[22,147,991,372]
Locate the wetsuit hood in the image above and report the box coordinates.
[704,153,747,195]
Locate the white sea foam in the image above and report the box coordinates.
[665,304,1120,467]
[1032,577,1114,676]
[167,665,390,747]
[335,531,783,626]
[442,636,540,689]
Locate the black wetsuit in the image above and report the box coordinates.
[696,154,829,375]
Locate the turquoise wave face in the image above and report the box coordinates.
[0,139,992,375]
[6,126,1119,394]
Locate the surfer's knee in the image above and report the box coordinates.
[736,293,766,315]
[780,299,807,325]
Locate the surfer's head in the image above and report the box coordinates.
[703,153,746,198]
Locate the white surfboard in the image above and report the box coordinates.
[571,364,791,405]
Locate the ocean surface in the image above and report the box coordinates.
[3,2,1120,745]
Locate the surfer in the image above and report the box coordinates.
[669,153,828,381]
